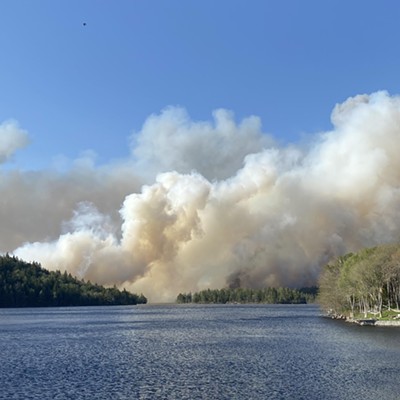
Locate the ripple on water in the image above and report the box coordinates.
[0,305,400,399]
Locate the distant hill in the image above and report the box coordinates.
[0,254,147,307]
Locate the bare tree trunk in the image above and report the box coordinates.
[378,288,383,318]
[362,297,368,318]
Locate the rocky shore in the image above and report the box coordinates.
[374,320,400,326]
[349,319,400,326]
[325,311,400,326]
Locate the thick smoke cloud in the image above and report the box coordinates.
[6,91,400,302]
[0,160,142,250]
[131,107,274,180]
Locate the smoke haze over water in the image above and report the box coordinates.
[3,91,400,302]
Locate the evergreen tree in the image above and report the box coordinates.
[176,286,317,304]
[0,255,147,307]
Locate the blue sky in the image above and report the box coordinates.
[1,0,400,170]
[4,1,400,299]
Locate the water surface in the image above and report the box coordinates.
[1,304,399,399]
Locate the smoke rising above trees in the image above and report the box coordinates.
[2,91,400,301]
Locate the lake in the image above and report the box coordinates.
[0,304,399,399]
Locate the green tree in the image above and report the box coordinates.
[0,255,147,307]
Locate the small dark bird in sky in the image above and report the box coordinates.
[83,22,87,26]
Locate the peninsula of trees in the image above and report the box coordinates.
[318,243,400,320]
[176,287,317,304]
[0,254,147,307]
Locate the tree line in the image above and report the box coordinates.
[176,286,317,304]
[0,254,147,307]
[318,243,400,318]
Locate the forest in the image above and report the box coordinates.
[176,286,317,304]
[0,254,147,307]
[318,243,400,319]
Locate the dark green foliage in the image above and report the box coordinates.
[0,254,147,307]
[176,286,317,304]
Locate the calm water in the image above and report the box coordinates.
[0,304,400,400]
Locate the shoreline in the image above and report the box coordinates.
[350,319,400,327]
[327,313,400,327]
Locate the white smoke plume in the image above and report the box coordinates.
[131,107,274,180]
[0,160,142,251]
[7,91,400,302]
[0,120,29,164]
